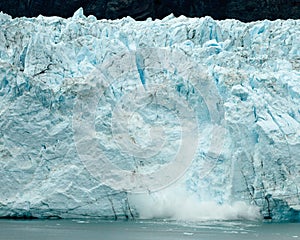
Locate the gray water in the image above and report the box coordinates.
[0,219,299,240]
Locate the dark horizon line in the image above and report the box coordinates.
[0,0,300,22]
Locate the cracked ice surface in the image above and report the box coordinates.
[0,8,300,220]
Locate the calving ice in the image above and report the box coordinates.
[0,8,299,221]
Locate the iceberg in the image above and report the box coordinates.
[0,8,300,221]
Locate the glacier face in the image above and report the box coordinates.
[0,8,300,221]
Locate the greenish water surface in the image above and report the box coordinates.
[0,219,299,240]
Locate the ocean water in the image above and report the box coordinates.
[0,219,299,240]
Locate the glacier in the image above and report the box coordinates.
[0,8,300,221]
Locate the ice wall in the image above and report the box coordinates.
[0,8,300,221]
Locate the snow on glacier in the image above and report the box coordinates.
[0,8,300,220]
